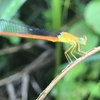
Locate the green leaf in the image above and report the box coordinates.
[5,36,20,45]
[84,0,100,35]
[87,82,100,99]
[65,20,99,51]
[0,0,26,19]
[60,63,86,80]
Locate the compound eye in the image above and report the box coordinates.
[79,37,84,41]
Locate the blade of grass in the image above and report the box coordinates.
[62,0,71,23]
[0,0,26,19]
[88,82,100,100]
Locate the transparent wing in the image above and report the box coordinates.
[0,19,59,36]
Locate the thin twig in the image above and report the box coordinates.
[6,83,17,100]
[0,42,34,55]
[0,41,46,55]
[36,46,100,100]
[0,49,53,86]
[22,74,30,100]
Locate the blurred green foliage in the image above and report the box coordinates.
[0,0,100,100]
[84,0,100,35]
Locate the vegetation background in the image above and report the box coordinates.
[0,0,100,100]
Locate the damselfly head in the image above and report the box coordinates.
[79,35,87,45]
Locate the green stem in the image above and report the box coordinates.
[51,0,62,100]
